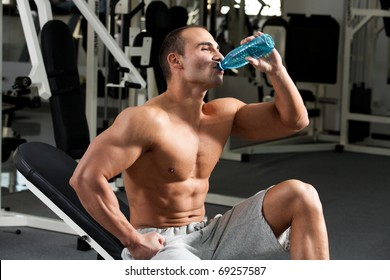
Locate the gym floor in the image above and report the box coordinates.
[1,102,390,260]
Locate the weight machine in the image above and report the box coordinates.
[339,0,390,156]
[1,0,149,235]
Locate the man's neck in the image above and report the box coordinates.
[163,86,207,124]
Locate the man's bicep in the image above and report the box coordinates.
[88,130,145,179]
[231,102,282,141]
[80,105,159,179]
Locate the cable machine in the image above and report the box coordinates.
[340,0,390,155]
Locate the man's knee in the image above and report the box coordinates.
[286,179,323,215]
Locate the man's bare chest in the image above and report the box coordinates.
[137,110,233,179]
[152,126,224,179]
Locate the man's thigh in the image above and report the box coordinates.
[198,188,290,259]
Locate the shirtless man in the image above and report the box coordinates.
[70,25,329,260]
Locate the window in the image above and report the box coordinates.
[220,0,282,16]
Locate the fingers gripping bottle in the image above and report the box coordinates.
[217,34,275,71]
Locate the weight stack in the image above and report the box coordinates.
[349,83,371,143]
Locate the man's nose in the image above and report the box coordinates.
[214,51,224,61]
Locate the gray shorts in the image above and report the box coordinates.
[121,187,290,260]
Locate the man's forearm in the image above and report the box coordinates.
[268,66,309,131]
[70,176,139,249]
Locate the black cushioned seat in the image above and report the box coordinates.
[13,141,129,259]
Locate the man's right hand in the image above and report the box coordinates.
[128,231,165,260]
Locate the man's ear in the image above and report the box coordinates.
[167,53,182,69]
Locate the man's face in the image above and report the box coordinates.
[178,27,224,88]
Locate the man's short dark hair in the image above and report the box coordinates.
[159,25,208,81]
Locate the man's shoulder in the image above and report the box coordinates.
[120,102,167,120]
[112,104,168,138]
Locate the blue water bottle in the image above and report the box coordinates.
[217,34,275,71]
